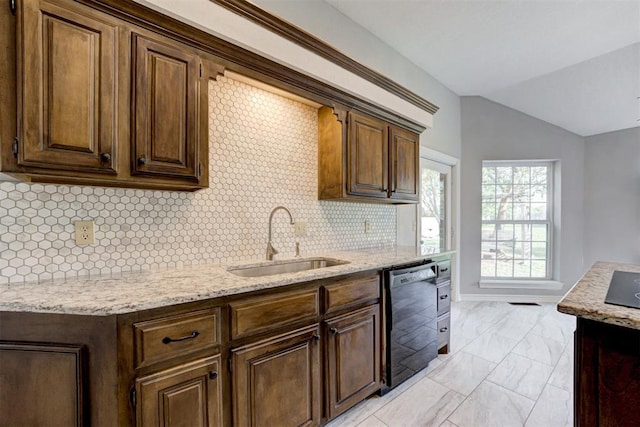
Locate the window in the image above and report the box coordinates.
[420,158,451,254]
[481,161,553,280]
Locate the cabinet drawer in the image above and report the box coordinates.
[437,313,450,350]
[134,308,220,368]
[230,288,319,340]
[324,275,380,314]
[437,282,451,316]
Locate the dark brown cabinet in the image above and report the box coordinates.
[2,0,209,190]
[132,34,202,182]
[347,112,388,199]
[232,325,322,427]
[574,318,640,426]
[0,271,385,427]
[318,107,419,203]
[325,305,380,419]
[136,355,223,427]
[389,126,419,201]
[17,0,118,174]
[0,342,87,427]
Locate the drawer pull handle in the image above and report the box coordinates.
[329,327,338,334]
[162,330,200,344]
[440,268,449,273]
[209,370,218,380]
[439,327,448,333]
[440,295,449,299]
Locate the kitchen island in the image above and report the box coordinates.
[557,261,640,427]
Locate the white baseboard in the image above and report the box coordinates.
[458,293,562,304]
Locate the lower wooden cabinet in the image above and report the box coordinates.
[135,354,223,427]
[232,325,322,427]
[325,304,380,419]
[0,342,87,427]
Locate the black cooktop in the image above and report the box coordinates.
[604,271,640,309]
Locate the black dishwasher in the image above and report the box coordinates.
[381,262,438,394]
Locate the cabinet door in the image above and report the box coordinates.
[389,126,419,201]
[325,305,381,419]
[0,343,86,426]
[232,325,321,427]
[17,0,117,173]
[132,34,201,181]
[136,355,223,427]
[347,112,388,198]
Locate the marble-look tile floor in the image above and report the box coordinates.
[326,301,575,427]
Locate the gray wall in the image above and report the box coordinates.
[583,127,640,266]
[460,97,585,297]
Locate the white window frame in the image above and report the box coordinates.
[479,160,561,289]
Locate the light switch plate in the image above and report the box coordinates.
[364,219,371,234]
[294,220,308,237]
[75,220,95,245]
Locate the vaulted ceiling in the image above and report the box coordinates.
[322,0,640,136]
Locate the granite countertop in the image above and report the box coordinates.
[557,261,640,330]
[0,247,454,316]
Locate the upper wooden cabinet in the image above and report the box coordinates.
[3,0,209,190]
[318,107,419,203]
[389,126,419,201]
[132,34,202,182]
[17,0,118,174]
[347,112,388,199]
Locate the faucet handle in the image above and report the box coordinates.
[295,242,301,258]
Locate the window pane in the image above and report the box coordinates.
[482,203,496,220]
[497,260,513,277]
[532,224,548,240]
[531,261,547,278]
[532,242,547,259]
[482,184,496,199]
[483,167,496,184]
[496,167,512,184]
[531,167,547,184]
[496,224,514,241]
[531,185,547,202]
[481,224,496,240]
[514,261,531,277]
[513,203,529,220]
[512,185,530,202]
[513,167,530,184]
[482,260,496,277]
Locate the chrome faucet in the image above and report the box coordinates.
[266,206,295,260]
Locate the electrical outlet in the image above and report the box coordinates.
[75,220,95,245]
[364,219,371,234]
[294,220,308,237]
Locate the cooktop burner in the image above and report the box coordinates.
[604,271,640,309]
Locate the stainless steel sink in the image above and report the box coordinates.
[227,257,350,277]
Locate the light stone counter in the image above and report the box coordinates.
[0,247,454,316]
[557,261,640,330]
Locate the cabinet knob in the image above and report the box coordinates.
[138,157,147,165]
[209,370,218,380]
[329,327,338,334]
[100,152,111,163]
[312,334,320,342]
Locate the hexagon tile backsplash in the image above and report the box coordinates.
[0,76,396,285]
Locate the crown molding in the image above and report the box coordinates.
[210,0,439,115]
